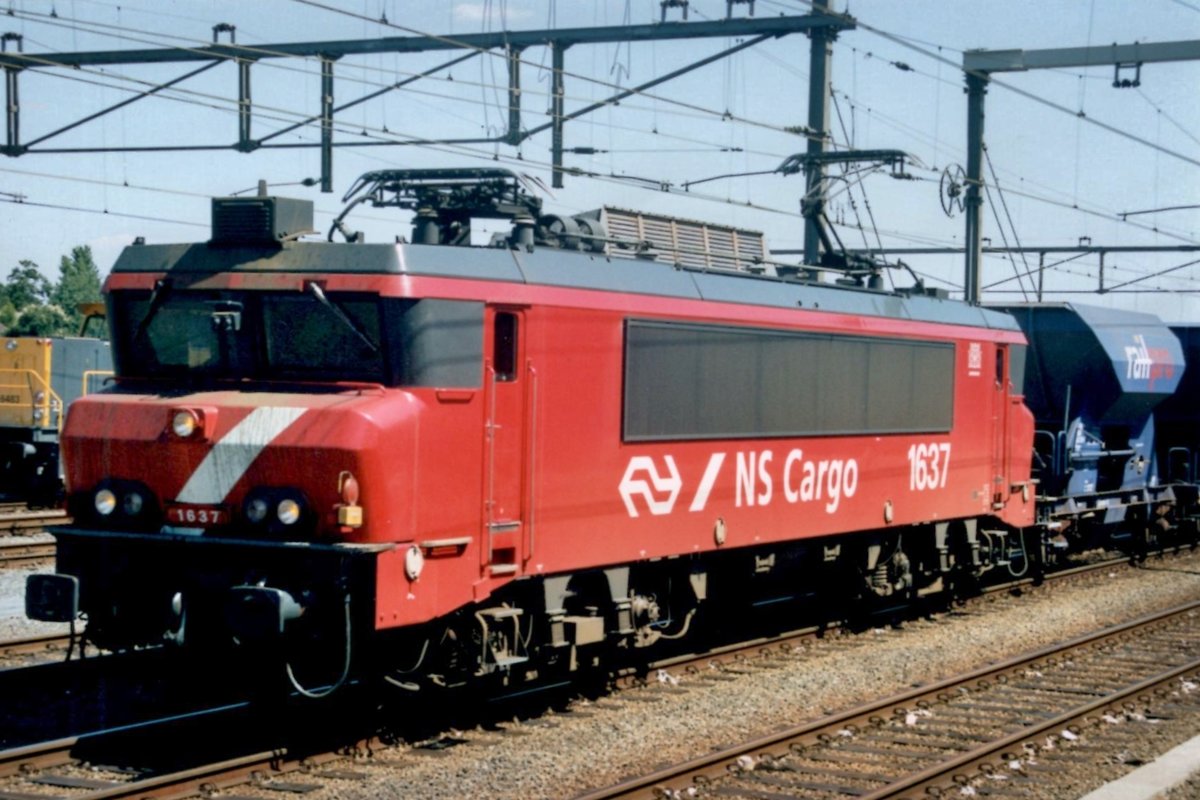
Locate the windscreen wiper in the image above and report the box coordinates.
[305,282,380,354]
[132,278,172,342]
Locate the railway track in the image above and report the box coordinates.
[0,736,326,800]
[576,600,1200,800]
[0,507,67,536]
[3,592,1198,800]
[0,553,1190,800]
[0,537,56,566]
[0,631,70,660]
[614,553,1141,690]
[0,507,66,567]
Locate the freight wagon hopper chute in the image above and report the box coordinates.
[998,303,1184,526]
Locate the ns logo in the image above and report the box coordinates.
[618,456,682,517]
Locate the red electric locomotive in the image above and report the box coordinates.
[26,169,1034,694]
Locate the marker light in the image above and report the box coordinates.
[340,473,360,505]
[172,410,199,438]
[95,489,117,516]
[277,498,301,526]
[245,497,269,524]
[337,472,364,528]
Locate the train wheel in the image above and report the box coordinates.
[427,618,475,689]
[1127,507,1151,565]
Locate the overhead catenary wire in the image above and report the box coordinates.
[982,251,1092,291]
[18,0,1200,200]
[775,0,1200,171]
[279,0,834,142]
[6,3,866,196]
[0,194,207,227]
[824,51,1199,243]
[983,147,1033,300]
[827,88,893,288]
[7,5,837,149]
[1105,256,1200,292]
[5,31,811,186]
[0,4,873,225]
[4,0,1195,299]
[14,0,1195,244]
[789,31,1200,246]
[1135,87,1200,150]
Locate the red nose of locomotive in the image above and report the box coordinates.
[60,388,409,543]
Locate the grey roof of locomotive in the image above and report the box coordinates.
[110,239,1022,334]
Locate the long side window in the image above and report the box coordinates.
[624,320,955,441]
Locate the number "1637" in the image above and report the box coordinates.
[907,443,951,491]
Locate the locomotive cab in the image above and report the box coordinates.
[28,197,486,670]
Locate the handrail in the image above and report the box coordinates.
[1033,429,1057,476]
[81,368,115,395]
[0,368,64,431]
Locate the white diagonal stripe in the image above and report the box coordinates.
[689,452,726,512]
[175,406,307,504]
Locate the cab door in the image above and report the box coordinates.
[992,344,1011,510]
[482,308,530,575]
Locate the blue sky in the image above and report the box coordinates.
[1,0,1198,319]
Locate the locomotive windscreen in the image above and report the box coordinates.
[113,290,384,382]
[109,290,483,387]
[623,319,955,441]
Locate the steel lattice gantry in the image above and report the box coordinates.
[959,39,1200,305]
[0,12,854,191]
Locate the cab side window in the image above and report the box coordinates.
[493,312,518,382]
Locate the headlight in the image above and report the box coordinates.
[82,480,160,531]
[95,489,117,516]
[123,492,144,516]
[34,391,46,403]
[172,410,198,438]
[245,497,269,523]
[277,498,301,526]
[241,489,309,536]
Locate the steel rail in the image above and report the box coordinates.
[0,631,69,659]
[572,598,1200,799]
[867,658,1200,799]
[0,538,56,565]
[77,750,299,800]
[0,735,80,777]
[620,553,1139,689]
[0,554,1181,800]
[0,509,67,535]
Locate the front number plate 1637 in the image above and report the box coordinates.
[165,504,228,527]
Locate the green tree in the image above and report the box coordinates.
[0,300,15,332]
[53,246,103,334]
[6,261,52,312]
[8,304,71,337]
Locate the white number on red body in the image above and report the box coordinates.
[169,507,223,525]
[907,443,951,491]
